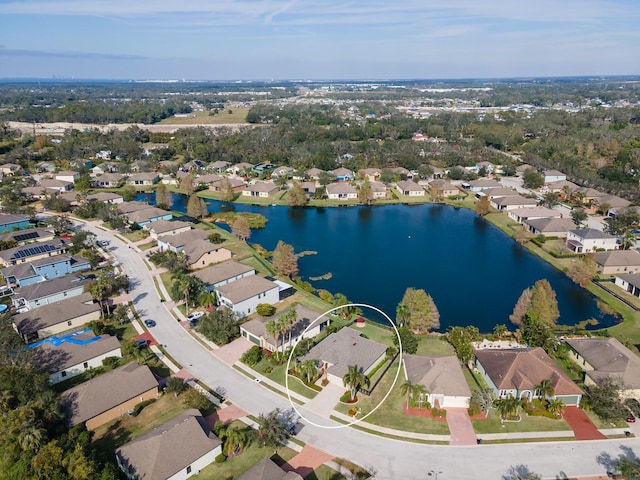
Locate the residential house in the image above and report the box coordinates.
[144,219,192,239]
[300,182,317,198]
[595,194,631,215]
[242,181,279,198]
[565,337,640,399]
[13,292,101,343]
[127,172,160,186]
[216,276,280,318]
[22,186,54,200]
[0,227,54,245]
[194,174,221,187]
[92,161,120,175]
[116,409,221,480]
[490,195,539,211]
[208,177,246,193]
[36,161,56,173]
[515,164,534,176]
[237,459,302,480]
[522,217,576,238]
[190,260,255,292]
[11,274,87,311]
[403,354,472,408]
[370,181,387,199]
[593,250,640,275]
[126,207,173,226]
[271,166,295,178]
[117,201,152,215]
[474,347,583,406]
[572,187,602,206]
[393,167,413,179]
[209,160,230,172]
[95,150,112,160]
[227,162,254,175]
[93,173,126,188]
[331,167,355,182]
[566,228,618,253]
[0,163,23,176]
[464,179,502,191]
[543,170,567,183]
[1,253,90,287]
[0,238,68,267]
[39,178,73,192]
[358,168,382,182]
[302,327,387,387]
[0,213,31,233]
[477,187,520,199]
[546,180,579,195]
[428,180,459,197]
[614,273,640,298]
[396,180,425,197]
[508,207,562,225]
[182,241,232,269]
[32,329,122,384]
[86,192,124,204]
[305,168,325,180]
[326,183,357,200]
[55,171,80,184]
[240,304,331,352]
[157,229,210,253]
[61,362,158,430]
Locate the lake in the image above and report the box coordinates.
[137,193,617,333]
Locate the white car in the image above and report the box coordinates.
[98,240,110,247]
[187,311,205,322]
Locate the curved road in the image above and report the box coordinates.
[84,221,639,480]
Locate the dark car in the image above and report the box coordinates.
[144,319,156,328]
[136,339,149,348]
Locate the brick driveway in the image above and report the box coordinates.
[212,337,253,365]
[563,406,606,440]
[446,408,477,445]
[282,445,334,478]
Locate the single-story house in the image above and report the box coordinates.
[13,292,101,343]
[464,179,502,191]
[209,160,230,172]
[593,250,640,275]
[508,207,562,224]
[216,276,280,318]
[240,304,331,352]
[358,168,382,182]
[55,171,80,183]
[116,409,221,480]
[428,180,459,197]
[474,347,583,406]
[22,186,55,200]
[190,260,255,291]
[117,201,153,215]
[403,354,471,408]
[331,167,355,182]
[572,187,602,205]
[86,192,124,204]
[0,213,30,233]
[157,229,210,253]
[1,253,90,287]
[564,337,640,399]
[208,177,246,193]
[31,329,122,384]
[242,181,279,198]
[396,180,425,197]
[305,168,324,180]
[61,362,158,430]
[474,161,495,174]
[11,274,87,311]
[370,181,387,199]
[0,163,23,176]
[144,219,192,239]
[0,227,55,245]
[522,217,576,238]
[95,150,112,160]
[595,194,631,213]
[36,161,57,173]
[614,273,640,298]
[393,167,413,179]
[39,178,73,192]
[490,195,538,211]
[93,173,127,188]
[271,166,295,178]
[92,161,121,175]
[515,164,534,176]
[227,162,254,175]
[302,327,387,387]
[543,170,567,183]
[546,180,579,195]
[237,458,303,480]
[194,174,221,187]
[300,182,317,197]
[326,183,357,200]
[126,172,160,186]
[0,238,69,267]
[566,228,618,253]
[126,207,173,226]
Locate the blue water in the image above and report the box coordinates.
[136,193,617,333]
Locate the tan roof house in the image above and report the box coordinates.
[428,180,459,197]
[326,183,357,200]
[39,178,73,192]
[403,354,471,408]
[237,458,302,480]
[593,250,640,275]
[474,348,583,406]
[55,171,80,183]
[126,207,173,226]
[490,195,538,211]
[143,219,191,239]
[93,173,127,188]
[358,168,382,182]
[216,275,280,318]
[86,191,124,204]
[127,172,160,186]
[182,241,232,269]
[508,207,562,224]
[116,409,222,480]
[209,177,246,192]
[242,181,279,198]
[522,217,576,238]
[370,181,387,199]
[190,260,255,290]
[565,337,640,399]
[396,180,425,197]
[61,362,158,430]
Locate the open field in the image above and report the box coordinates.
[158,108,250,125]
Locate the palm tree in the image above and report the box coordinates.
[221,425,247,457]
[546,398,565,418]
[265,319,280,357]
[18,424,46,452]
[297,359,318,384]
[257,408,288,450]
[198,290,217,310]
[534,379,555,401]
[396,304,410,327]
[282,307,298,347]
[343,365,370,402]
[277,316,289,356]
[400,380,415,408]
[413,384,428,409]
[495,395,523,420]
[493,324,508,338]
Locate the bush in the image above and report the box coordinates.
[241,346,263,366]
[321,378,329,387]
[132,398,156,417]
[256,303,275,316]
[386,346,398,358]
[102,356,120,369]
[215,453,227,463]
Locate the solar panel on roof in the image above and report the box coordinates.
[13,231,39,242]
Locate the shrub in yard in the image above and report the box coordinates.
[321,378,329,387]
[256,303,275,316]
[132,398,156,416]
[215,453,227,463]
[182,387,213,411]
[241,346,263,366]
[102,356,120,369]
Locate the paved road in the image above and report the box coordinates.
[82,221,640,480]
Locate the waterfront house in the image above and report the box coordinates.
[474,348,583,406]
[490,195,538,211]
[125,207,173,226]
[126,172,160,186]
[302,327,387,387]
[11,274,87,311]
[61,362,158,430]
[508,207,561,224]
[564,337,640,399]
[116,409,221,480]
[403,354,471,408]
[190,260,255,292]
[326,183,357,200]
[13,292,101,343]
[566,228,618,253]
[144,219,192,239]
[208,177,246,193]
[614,273,640,299]
[157,229,210,253]
[395,180,425,197]
[0,213,30,233]
[242,181,279,198]
[522,217,576,238]
[92,173,126,188]
[216,276,280,318]
[370,181,387,199]
[240,304,331,352]
[428,180,459,197]
[593,250,640,275]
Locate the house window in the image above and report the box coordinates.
[186,466,192,474]
[67,321,72,326]
[83,362,89,369]
[61,371,67,377]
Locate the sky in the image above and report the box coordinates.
[0,0,639,81]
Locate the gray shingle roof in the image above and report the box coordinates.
[190,260,254,286]
[569,228,616,240]
[217,276,279,304]
[13,292,100,335]
[12,274,86,302]
[144,219,191,235]
[403,354,471,397]
[36,330,121,373]
[237,458,303,480]
[593,250,640,267]
[242,304,329,346]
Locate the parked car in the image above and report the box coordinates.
[136,339,149,348]
[144,319,156,328]
[98,240,110,247]
[187,311,205,322]
[625,408,636,423]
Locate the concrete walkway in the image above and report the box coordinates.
[302,382,343,419]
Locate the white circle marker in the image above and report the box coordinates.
[285,303,403,429]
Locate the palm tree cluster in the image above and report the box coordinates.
[342,365,371,402]
[265,307,298,359]
[400,380,428,409]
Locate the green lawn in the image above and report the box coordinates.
[349,323,396,348]
[138,240,157,251]
[122,230,149,242]
[304,465,348,480]
[414,334,456,356]
[471,408,572,434]
[249,358,319,399]
[334,361,450,435]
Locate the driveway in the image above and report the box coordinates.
[282,445,334,478]
[213,337,253,366]
[446,408,477,445]
[301,382,343,421]
[563,406,607,440]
